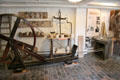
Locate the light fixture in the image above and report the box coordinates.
[68,0,82,3]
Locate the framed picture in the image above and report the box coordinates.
[19,21,53,27]
[18,12,48,19]
[97,16,100,20]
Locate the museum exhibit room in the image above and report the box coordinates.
[0,0,120,80]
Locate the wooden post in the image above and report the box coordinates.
[50,39,53,59]
[0,16,2,50]
[78,36,84,57]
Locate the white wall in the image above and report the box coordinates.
[74,8,110,58]
[0,6,111,57]
[0,7,76,53]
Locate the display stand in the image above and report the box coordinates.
[47,10,74,61]
[48,37,71,59]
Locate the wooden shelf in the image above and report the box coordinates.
[2,33,10,35]
[0,44,6,46]
[0,27,10,29]
[48,37,70,40]
[18,32,45,37]
[19,35,44,37]
[1,22,10,23]
[26,19,51,21]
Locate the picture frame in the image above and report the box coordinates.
[18,12,48,19]
[19,21,53,27]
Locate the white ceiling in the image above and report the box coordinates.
[0,0,120,8]
[0,0,120,3]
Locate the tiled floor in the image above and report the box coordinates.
[0,53,120,80]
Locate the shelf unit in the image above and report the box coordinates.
[92,38,111,60]
[0,16,12,51]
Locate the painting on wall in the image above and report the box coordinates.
[18,12,52,27]
[18,12,48,19]
[109,10,120,38]
[86,9,101,37]
[19,21,53,27]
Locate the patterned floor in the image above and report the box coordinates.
[0,53,120,80]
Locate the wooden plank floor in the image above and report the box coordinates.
[0,53,120,80]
